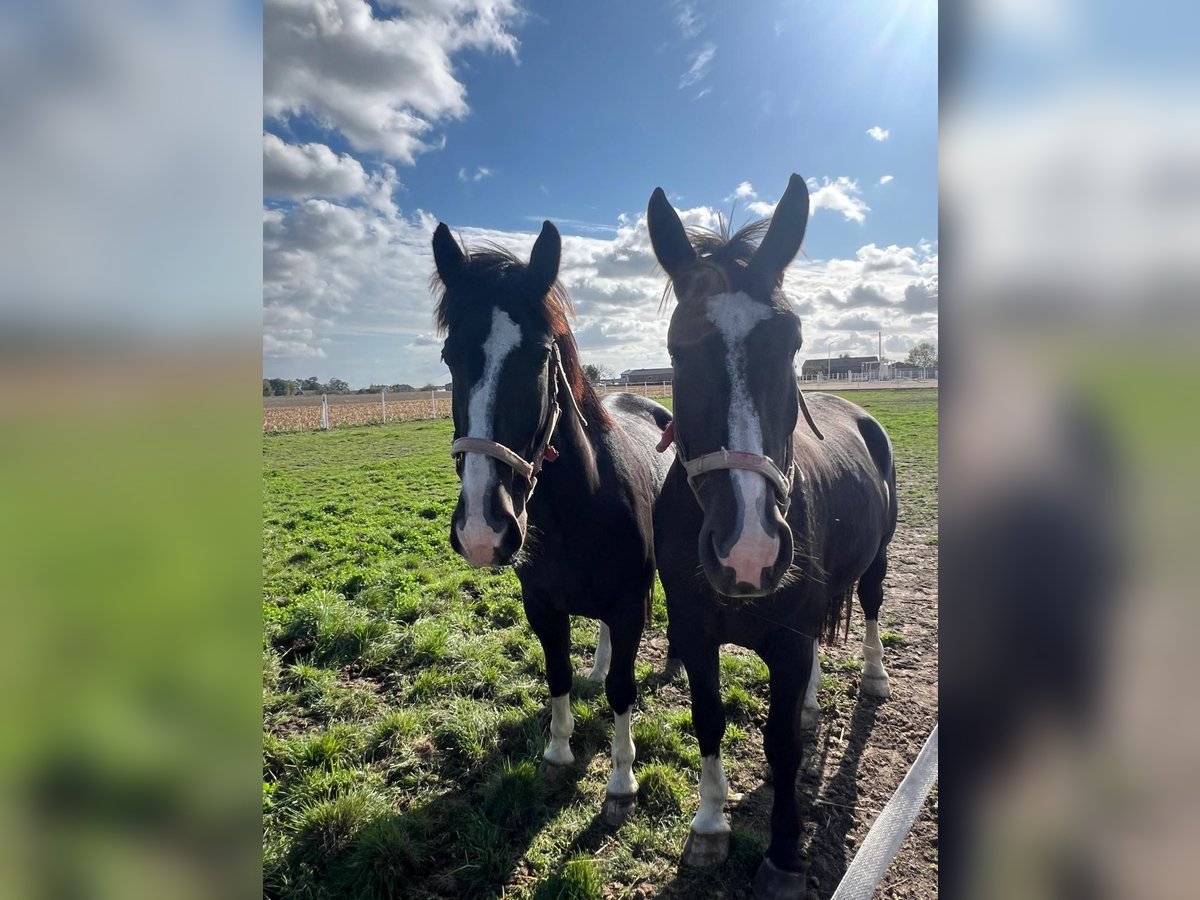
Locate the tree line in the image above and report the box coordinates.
[263,377,444,397]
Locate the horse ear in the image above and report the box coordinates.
[528,220,561,293]
[432,223,465,286]
[749,174,809,280]
[647,187,695,278]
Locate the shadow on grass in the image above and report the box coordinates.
[649,695,883,900]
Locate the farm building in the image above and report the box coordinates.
[800,355,880,379]
[619,367,673,385]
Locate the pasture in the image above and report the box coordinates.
[262,388,938,899]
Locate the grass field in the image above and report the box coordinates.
[263,389,938,899]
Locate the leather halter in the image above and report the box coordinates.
[449,341,587,500]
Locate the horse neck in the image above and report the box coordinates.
[528,404,602,514]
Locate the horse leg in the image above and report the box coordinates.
[525,598,575,766]
[858,546,891,698]
[752,638,810,899]
[587,620,611,683]
[664,615,685,679]
[681,641,733,867]
[601,612,643,825]
[800,637,821,731]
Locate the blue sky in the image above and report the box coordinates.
[264,0,938,386]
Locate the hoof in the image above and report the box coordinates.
[861,673,891,699]
[663,657,685,679]
[603,792,637,827]
[800,705,820,731]
[682,829,730,867]
[540,758,574,787]
[585,668,608,684]
[752,858,806,900]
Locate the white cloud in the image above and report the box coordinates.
[680,43,716,88]
[726,181,757,202]
[867,126,890,141]
[263,132,368,199]
[673,1,706,39]
[264,0,523,163]
[746,177,871,223]
[879,174,894,185]
[264,188,936,384]
[457,166,492,183]
[808,176,870,223]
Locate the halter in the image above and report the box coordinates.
[449,341,587,500]
[657,387,823,512]
[681,448,797,508]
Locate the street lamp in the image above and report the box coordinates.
[826,339,838,380]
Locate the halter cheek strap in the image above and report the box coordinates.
[449,341,583,499]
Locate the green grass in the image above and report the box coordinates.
[263,390,937,898]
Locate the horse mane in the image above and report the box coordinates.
[431,241,610,429]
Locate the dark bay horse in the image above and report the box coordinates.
[646,175,898,897]
[431,220,675,823]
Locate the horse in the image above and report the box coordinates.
[645,174,898,898]
[431,219,676,824]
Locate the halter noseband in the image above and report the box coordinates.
[659,386,824,512]
[449,341,586,500]
[681,448,797,507]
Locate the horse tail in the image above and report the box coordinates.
[822,588,854,645]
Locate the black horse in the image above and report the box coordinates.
[646,174,898,897]
[431,220,675,823]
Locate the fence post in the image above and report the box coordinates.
[320,393,329,430]
[381,388,387,424]
[431,388,437,419]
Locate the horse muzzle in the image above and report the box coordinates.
[699,494,793,597]
[450,485,525,567]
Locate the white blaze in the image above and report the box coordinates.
[456,308,522,566]
[707,293,780,586]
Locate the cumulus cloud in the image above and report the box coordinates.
[747,176,871,223]
[808,176,870,223]
[858,243,920,274]
[680,43,716,88]
[879,174,894,185]
[264,187,937,384]
[264,0,522,163]
[867,126,890,141]
[263,132,368,199]
[457,166,492,183]
[726,181,757,202]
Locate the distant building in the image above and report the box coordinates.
[800,355,880,379]
[620,367,673,385]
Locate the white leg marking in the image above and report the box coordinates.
[802,638,821,728]
[456,308,522,566]
[861,620,891,697]
[863,620,888,680]
[707,294,779,587]
[587,621,611,683]
[544,693,575,765]
[606,709,638,796]
[691,754,731,834]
